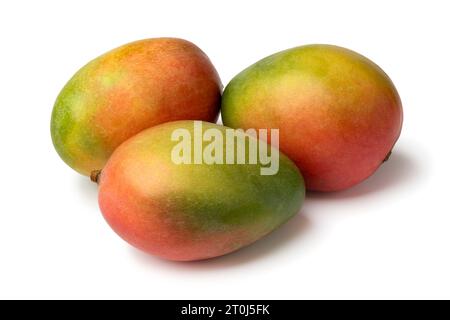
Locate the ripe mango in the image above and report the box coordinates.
[51,38,221,176]
[96,121,304,261]
[222,44,403,191]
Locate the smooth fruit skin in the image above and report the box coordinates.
[222,44,403,191]
[51,38,222,176]
[97,121,304,261]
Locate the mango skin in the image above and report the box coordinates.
[51,38,222,176]
[222,44,403,192]
[97,121,304,261]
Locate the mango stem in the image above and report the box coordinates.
[90,170,102,184]
[383,150,392,163]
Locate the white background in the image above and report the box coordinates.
[0,0,449,299]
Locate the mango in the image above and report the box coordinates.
[51,38,221,176]
[222,44,403,191]
[96,121,304,261]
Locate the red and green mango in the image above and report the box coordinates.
[51,38,221,176]
[97,121,305,261]
[222,44,403,191]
